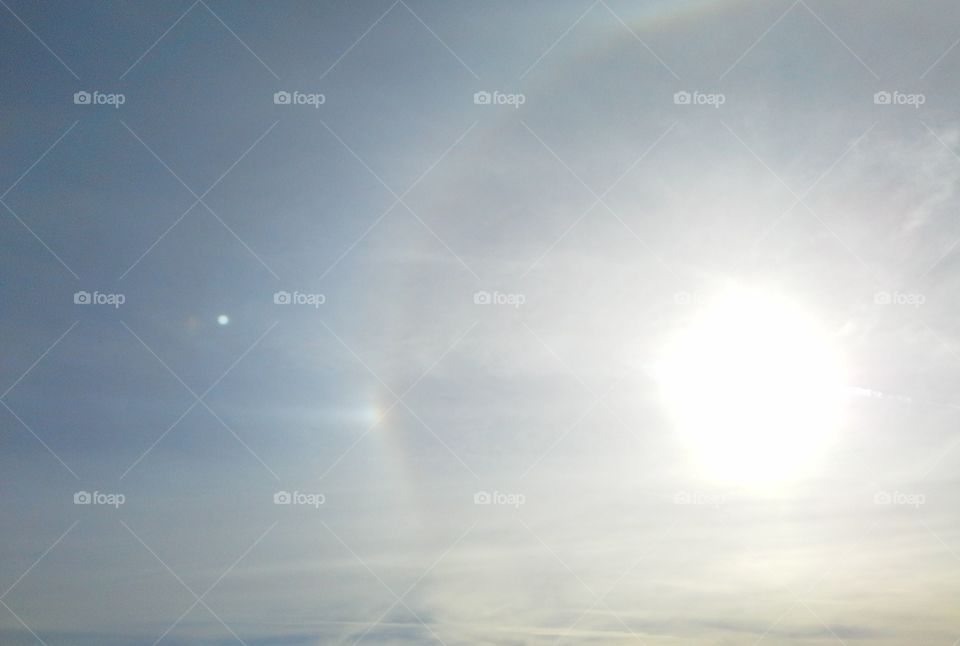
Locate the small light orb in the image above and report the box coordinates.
[217,315,230,326]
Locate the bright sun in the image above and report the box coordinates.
[657,286,848,486]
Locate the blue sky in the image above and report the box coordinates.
[3,1,960,644]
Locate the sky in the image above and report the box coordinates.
[2,1,960,644]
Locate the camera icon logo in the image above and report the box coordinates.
[273,290,292,305]
[673,91,691,105]
[473,290,491,305]
[273,491,292,505]
[873,291,892,305]
[473,490,491,505]
[874,91,892,105]
[74,290,92,304]
[74,491,92,504]
[473,91,491,105]
[274,91,292,105]
[874,491,892,505]
[74,91,91,105]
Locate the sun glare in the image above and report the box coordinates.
[657,286,848,486]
